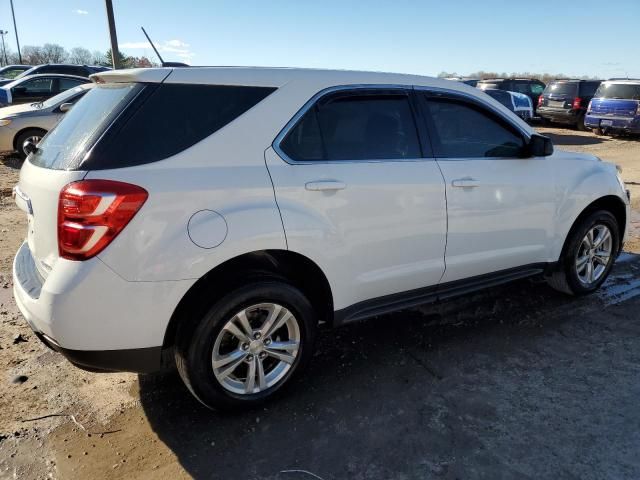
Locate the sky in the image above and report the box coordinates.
[0,0,638,78]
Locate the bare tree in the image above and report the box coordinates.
[21,46,43,65]
[68,47,92,65]
[91,50,107,66]
[41,43,68,63]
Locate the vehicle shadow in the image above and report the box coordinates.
[542,130,605,146]
[138,254,640,479]
[0,153,23,170]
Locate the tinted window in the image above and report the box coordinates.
[279,108,324,160]
[546,82,577,96]
[426,97,524,158]
[30,83,143,169]
[483,89,514,110]
[579,82,600,96]
[530,83,544,95]
[16,77,54,93]
[281,92,421,161]
[59,78,86,90]
[594,83,640,100]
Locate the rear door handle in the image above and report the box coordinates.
[451,178,479,188]
[305,181,347,191]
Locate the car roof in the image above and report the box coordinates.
[92,66,485,91]
[14,73,89,80]
[602,79,640,85]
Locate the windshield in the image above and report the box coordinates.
[37,85,90,109]
[30,83,143,170]
[13,66,38,80]
[594,83,640,100]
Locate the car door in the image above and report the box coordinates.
[11,77,56,104]
[266,87,447,313]
[417,89,556,284]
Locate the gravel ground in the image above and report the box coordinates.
[0,126,639,479]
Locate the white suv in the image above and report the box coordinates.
[12,67,630,410]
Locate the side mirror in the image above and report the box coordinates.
[526,134,553,157]
[59,102,73,113]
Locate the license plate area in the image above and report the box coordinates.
[601,119,614,127]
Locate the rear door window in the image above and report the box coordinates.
[280,90,422,161]
[424,96,524,158]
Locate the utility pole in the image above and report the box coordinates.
[104,0,121,69]
[9,0,21,63]
[0,31,8,66]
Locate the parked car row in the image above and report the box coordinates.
[450,76,640,137]
[0,63,106,157]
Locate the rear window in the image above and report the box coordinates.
[30,83,142,170]
[546,82,577,96]
[594,83,640,100]
[483,89,513,110]
[30,83,276,170]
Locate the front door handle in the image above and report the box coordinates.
[451,178,479,188]
[305,181,347,191]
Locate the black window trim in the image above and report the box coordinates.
[415,87,532,160]
[273,84,432,164]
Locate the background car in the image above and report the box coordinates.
[537,79,602,130]
[477,78,546,114]
[585,80,640,135]
[0,65,31,80]
[0,83,93,158]
[483,88,533,121]
[0,64,108,87]
[0,74,90,107]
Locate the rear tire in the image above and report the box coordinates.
[14,128,47,160]
[175,280,317,410]
[576,114,587,131]
[546,210,619,295]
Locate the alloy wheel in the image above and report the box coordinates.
[211,303,301,395]
[575,224,613,285]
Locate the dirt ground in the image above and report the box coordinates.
[0,126,639,479]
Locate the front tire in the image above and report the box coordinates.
[175,281,317,410]
[546,210,619,295]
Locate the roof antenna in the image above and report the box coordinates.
[141,26,164,65]
[140,26,189,67]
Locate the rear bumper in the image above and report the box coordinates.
[537,107,580,123]
[585,115,640,133]
[12,242,193,373]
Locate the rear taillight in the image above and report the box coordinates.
[537,95,544,107]
[572,97,582,109]
[637,103,640,115]
[58,180,148,261]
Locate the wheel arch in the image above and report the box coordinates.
[162,249,333,351]
[558,195,627,261]
[12,126,48,151]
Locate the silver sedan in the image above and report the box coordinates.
[0,83,94,159]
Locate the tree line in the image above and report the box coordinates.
[438,71,599,83]
[0,43,158,68]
